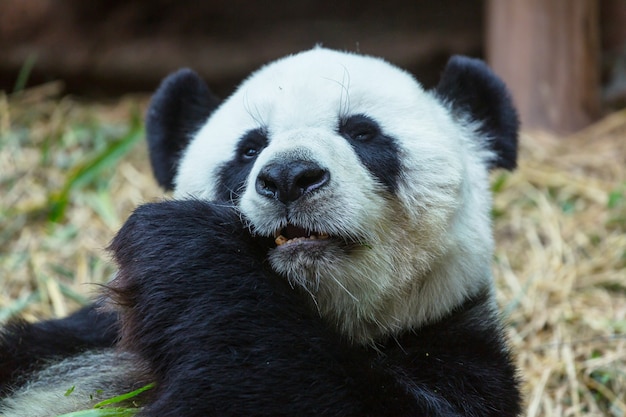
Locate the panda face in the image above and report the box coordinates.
[163,48,517,342]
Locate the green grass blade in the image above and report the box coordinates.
[47,120,144,222]
[55,407,140,417]
[94,383,155,408]
[13,54,38,93]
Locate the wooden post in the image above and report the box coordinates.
[485,0,601,133]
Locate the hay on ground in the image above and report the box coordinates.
[0,86,625,416]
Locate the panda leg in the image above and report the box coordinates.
[0,302,119,395]
[0,350,146,417]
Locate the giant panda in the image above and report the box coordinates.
[0,47,521,416]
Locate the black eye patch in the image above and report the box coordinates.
[236,129,269,163]
[338,115,401,193]
[216,128,268,202]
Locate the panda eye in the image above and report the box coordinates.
[242,147,259,159]
[237,128,268,162]
[351,127,376,141]
[340,115,380,142]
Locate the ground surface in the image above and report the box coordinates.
[1,84,625,416]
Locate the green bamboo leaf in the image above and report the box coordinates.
[94,383,155,408]
[47,119,144,222]
[55,407,140,417]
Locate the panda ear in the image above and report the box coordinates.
[146,69,221,190]
[434,56,519,170]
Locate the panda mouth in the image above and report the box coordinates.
[274,224,331,246]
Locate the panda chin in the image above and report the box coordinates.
[268,223,349,278]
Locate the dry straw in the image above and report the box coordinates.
[0,84,625,416]
[493,112,626,416]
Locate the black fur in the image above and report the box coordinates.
[0,54,522,416]
[146,68,221,189]
[215,114,404,202]
[339,114,401,193]
[216,128,269,202]
[147,56,518,194]
[435,55,519,170]
[0,303,118,396]
[105,199,520,417]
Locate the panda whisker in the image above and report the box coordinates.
[321,66,351,118]
[224,183,246,203]
[328,273,359,303]
[293,277,322,315]
[243,90,267,128]
[231,205,257,236]
[339,65,351,118]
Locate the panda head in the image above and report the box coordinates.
[146,47,518,343]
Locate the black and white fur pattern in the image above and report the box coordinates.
[0,47,521,416]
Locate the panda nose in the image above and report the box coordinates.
[256,161,330,204]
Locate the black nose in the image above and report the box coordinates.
[256,160,330,204]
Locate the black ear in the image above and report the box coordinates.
[146,69,221,190]
[435,56,519,170]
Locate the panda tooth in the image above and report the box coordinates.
[274,230,331,246]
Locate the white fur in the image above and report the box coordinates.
[175,48,498,343]
[0,351,144,417]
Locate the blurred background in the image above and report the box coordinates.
[1,1,625,416]
[1,0,626,132]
